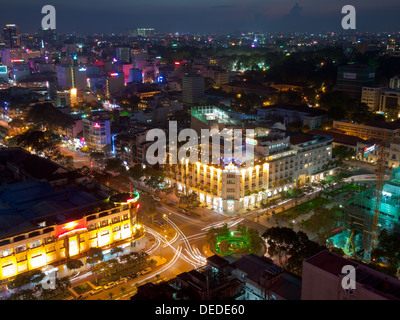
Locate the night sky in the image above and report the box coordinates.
[1,0,400,34]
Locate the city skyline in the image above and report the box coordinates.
[1,1,400,34]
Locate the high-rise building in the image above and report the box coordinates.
[137,28,155,37]
[106,72,125,98]
[361,86,386,111]
[182,74,205,106]
[389,75,400,90]
[3,24,20,48]
[116,47,131,63]
[83,113,112,152]
[56,65,87,90]
[335,64,376,98]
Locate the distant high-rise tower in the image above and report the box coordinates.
[3,24,20,48]
[137,28,155,37]
[116,47,131,63]
[182,74,205,106]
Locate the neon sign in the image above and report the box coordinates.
[364,144,376,153]
[110,73,119,77]
[56,219,87,238]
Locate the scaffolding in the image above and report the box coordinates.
[344,175,400,260]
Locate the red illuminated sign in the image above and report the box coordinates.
[56,219,87,238]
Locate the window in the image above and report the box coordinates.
[100,220,108,227]
[45,236,54,244]
[16,254,27,263]
[89,232,97,240]
[100,230,109,236]
[1,249,11,258]
[113,226,121,233]
[112,217,120,224]
[30,240,41,249]
[45,246,55,254]
[123,223,130,229]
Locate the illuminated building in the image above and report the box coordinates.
[55,90,72,107]
[342,167,400,259]
[361,86,386,111]
[3,24,20,48]
[0,148,141,282]
[387,38,400,57]
[137,28,155,37]
[56,65,87,90]
[106,72,125,98]
[356,138,400,168]
[165,128,334,213]
[332,120,400,141]
[83,112,111,152]
[378,88,400,113]
[0,65,8,83]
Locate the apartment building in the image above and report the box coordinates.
[82,112,111,152]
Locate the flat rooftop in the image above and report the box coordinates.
[305,251,400,300]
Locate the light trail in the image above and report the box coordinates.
[146,226,199,268]
[162,218,207,266]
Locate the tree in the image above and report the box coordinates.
[105,158,126,174]
[27,102,75,130]
[66,259,84,273]
[219,240,230,255]
[205,228,218,251]
[262,226,325,275]
[137,193,157,222]
[371,229,400,272]
[86,247,104,265]
[129,164,145,181]
[246,228,263,254]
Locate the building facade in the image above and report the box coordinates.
[164,130,334,213]
[83,113,112,152]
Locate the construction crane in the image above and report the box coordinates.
[365,129,388,262]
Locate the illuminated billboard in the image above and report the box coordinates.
[55,219,87,238]
[0,66,7,74]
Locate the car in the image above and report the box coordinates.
[77,293,89,300]
[157,221,165,228]
[184,211,191,216]
[103,282,117,290]
[116,277,128,285]
[178,209,185,213]
[140,267,152,275]
[90,286,103,295]
[128,273,138,279]
[153,196,161,201]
